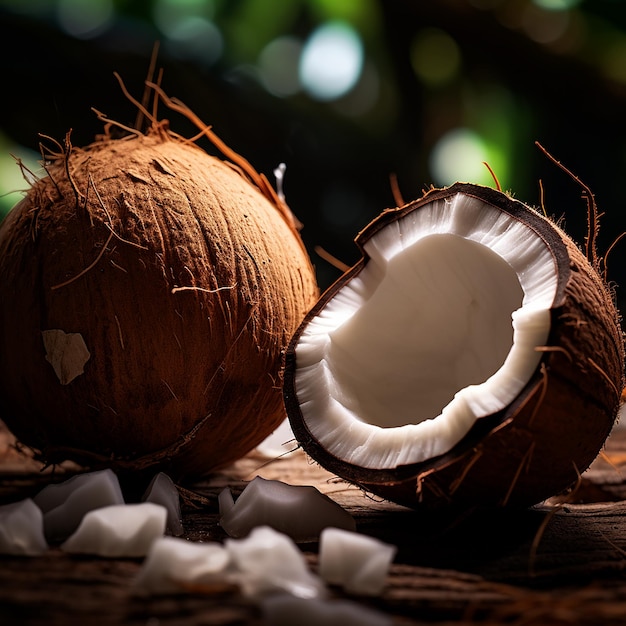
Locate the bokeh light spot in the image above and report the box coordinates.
[411,28,461,86]
[162,17,222,65]
[56,0,114,39]
[522,4,570,44]
[153,0,221,65]
[299,21,364,101]
[0,138,41,221]
[532,0,581,10]
[429,128,495,186]
[601,38,626,84]
[153,0,214,36]
[259,36,303,97]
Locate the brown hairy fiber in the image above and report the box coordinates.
[0,127,318,480]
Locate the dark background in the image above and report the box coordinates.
[1,0,625,311]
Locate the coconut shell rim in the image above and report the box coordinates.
[283,182,582,486]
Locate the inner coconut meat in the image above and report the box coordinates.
[294,193,559,469]
[328,233,523,428]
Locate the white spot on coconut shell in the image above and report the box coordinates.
[33,469,124,542]
[0,499,48,556]
[60,502,167,557]
[219,476,355,541]
[318,527,396,595]
[134,536,230,594]
[41,329,90,385]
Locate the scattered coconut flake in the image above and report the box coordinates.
[225,525,326,599]
[220,476,355,541]
[34,469,124,542]
[134,536,230,594]
[260,594,392,626]
[142,472,183,536]
[319,527,396,595]
[0,499,48,556]
[255,417,298,458]
[218,487,235,517]
[41,328,90,385]
[60,502,166,557]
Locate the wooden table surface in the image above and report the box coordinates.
[2,420,626,625]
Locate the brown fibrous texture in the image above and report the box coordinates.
[0,125,318,480]
[285,183,625,510]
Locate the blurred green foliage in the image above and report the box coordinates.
[1,0,626,299]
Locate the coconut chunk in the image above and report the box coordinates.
[260,594,392,626]
[33,469,124,542]
[0,499,48,556]
[219,476,355,541]
[225,525,326,599]
[142,472,183,536]
[218,487,235,517]
[319,528,396,595]
[134,536,230,594]
[60,502,166,557]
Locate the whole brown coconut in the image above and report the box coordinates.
[284,182,624,510]
[0,118,318,480]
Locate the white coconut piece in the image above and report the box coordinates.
[0,499,48,556]
[142,472,183,536]
[260,594,392,626]
[225,525,326,599]
[255,417,299,458]
[319,527,396,595]
[218,487,235,517]
[134,536,231,594]
[220,476,355,541]
[33,469,124,542]
[60,502,167,557]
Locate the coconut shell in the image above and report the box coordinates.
[284,183,625,510]
[0,128,318,480]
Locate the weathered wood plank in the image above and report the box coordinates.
[2,422,626,625]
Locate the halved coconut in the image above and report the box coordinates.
[284,183,624,509]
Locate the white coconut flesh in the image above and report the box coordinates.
[294,192,559,469]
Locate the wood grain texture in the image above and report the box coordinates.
[2,421,626,625]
